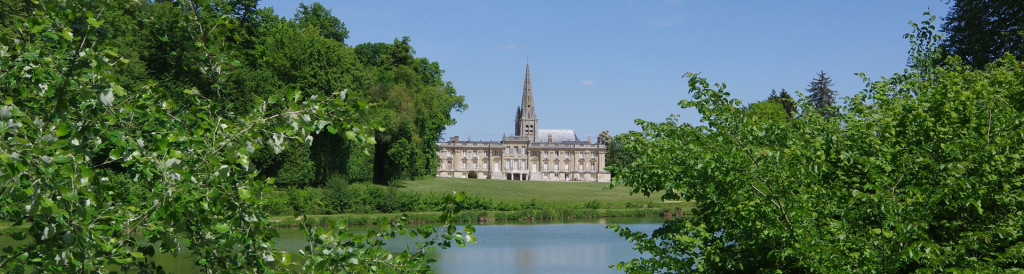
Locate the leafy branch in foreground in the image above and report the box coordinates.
[610,17,1024,272]
[0,1,472,272]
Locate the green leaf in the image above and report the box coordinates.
[53,156,71,163]
[239,188,252,200]
[87,17,103,28]
[61,28,73,41]
[213,223,229,234]
[56,124,70,137]
[62,192,78,201]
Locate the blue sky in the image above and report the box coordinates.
[259,0,950,141]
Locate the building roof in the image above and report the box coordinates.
[537,129,578,143]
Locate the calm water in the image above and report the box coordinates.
[429,221,659,274]
[1,218,660,273]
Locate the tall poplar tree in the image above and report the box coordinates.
[806,71,837,117]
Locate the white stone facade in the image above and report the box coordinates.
[436,65,611,182]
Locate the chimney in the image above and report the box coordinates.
[587,136,592,144]
[548,134,553,143]
[450,136,459,142]
[468,135,471,142]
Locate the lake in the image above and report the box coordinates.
[427,219,659,273]
[2,218,661,273]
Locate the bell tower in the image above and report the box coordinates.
[515,64,538,141]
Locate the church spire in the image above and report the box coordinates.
[516,64,538,141]
[521,64,535,120]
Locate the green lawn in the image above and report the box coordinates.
[397,177,677,208]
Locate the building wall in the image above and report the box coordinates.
[436,140,611,182]
[436,64,611,182]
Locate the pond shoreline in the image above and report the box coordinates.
[0,206,691,236]
[269,206,691,227]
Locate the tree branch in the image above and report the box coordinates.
[726,130,797,237]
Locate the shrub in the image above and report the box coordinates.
[610,25,1024,271]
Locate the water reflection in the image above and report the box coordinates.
[431,222,659,274]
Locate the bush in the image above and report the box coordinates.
[611,35,1024,271]
[268,183,557,216]
[583,200,601,209]
[264,190,294,216]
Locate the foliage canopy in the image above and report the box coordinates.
[610,18,1024,272]
[940,0,1024,68]
[0,0,472,272]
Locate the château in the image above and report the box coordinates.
[436,65,610,182]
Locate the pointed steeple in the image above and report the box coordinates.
[515,64,538,141]
[521,64,535,119]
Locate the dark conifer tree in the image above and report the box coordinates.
[769,88,797,118]
[807,71,837,117]
[940,0,1024,68]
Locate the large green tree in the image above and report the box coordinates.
[610,19,1024,272]
[0,1,472,272]
[222,3,465,187]
[605,132,639,178]
[940,0,1024,68]
[353,37,467,185]
[294,2,350,44]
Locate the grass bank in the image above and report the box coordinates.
[268,177,691,227]
[396,177,674,209]
[268,206,690,227]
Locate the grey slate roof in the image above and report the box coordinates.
[537,129,578,143]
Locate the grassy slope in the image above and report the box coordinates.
[397,177,673,208]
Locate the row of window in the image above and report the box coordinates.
[439,172,600,181]
[441,150,505,158]
[442,159,599,172]
[543,173,597,181]
[542,161,598,171]
[441,149,597,159]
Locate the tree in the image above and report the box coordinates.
[610,18,1024,272]
[745,100,789,123]
[605,132,638,178]
[769,88,797,118]
[0,1,472,272]
[806,71,837,117]
[294,2,350,44]
[940,0,1024,68]
[597,130,613,145]
[353,37,467,185]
